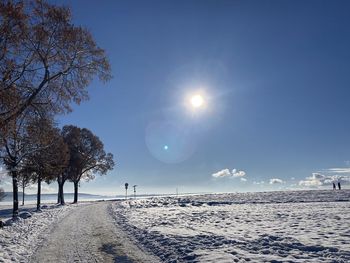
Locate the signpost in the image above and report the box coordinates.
[133,185,137,199]
[125,183,129,199]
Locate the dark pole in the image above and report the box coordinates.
[133,185,137,199]
[125,183,129,200]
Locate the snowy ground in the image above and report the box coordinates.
[0,203,77,262]
[112,190,350,263]
[0,201,158,263]
[1,190,349,263]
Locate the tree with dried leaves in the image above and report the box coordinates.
[23,116,69,211]
[62,125,114,203]
[0,0,111,139]
[57,169,68,205]
[0,0,112,217]
[52,131,70,206]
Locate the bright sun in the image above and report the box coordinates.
[190,94,204,108]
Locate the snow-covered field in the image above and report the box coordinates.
[1,190,349,263]
[112,190,350,263]
[0,204,78,262]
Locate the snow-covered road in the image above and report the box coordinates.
[29,202,159,263]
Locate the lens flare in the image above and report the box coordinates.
[145,121,196,163]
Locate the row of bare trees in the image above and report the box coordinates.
[4,121,114,211]
[0,0,115,218]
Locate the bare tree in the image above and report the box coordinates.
[62,125,114,203]
[0,0,111,137]
[23,117,68,211]
[0,1,27,143]
[17,166,32,206]
[57,166,70,205]
[0,113,36,218]
[53,132,70,206]
[0,0,112,218]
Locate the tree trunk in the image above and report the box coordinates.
[57,184,61,204]
[12,170,19,218]
[37,175,41,211]
[58,181,65,205]
[73,181,78,203]
[22,184,25,206]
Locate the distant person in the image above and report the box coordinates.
[338,181,341,190]
[333,182,336,190]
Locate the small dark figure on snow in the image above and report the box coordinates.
[338,182,341,190]
[333,182,336,190]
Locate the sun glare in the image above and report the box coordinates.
[190,94,204,108]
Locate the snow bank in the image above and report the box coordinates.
[112,190,350,262]
[0,204,76,262]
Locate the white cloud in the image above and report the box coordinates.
[212,168,246,179]
[253,180,265,185]
[298,172,350,188]
[299,179,322,187]
[313,173,324,179]
[299,173,326,187]
[212,169,231,178]
[269,178,284,184]
[232,169,246,177]
[240,178,247,182]
[326,168,350,174]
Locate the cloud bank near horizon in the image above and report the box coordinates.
[299,170,350,187]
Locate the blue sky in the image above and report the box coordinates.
[4,0,350,195]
